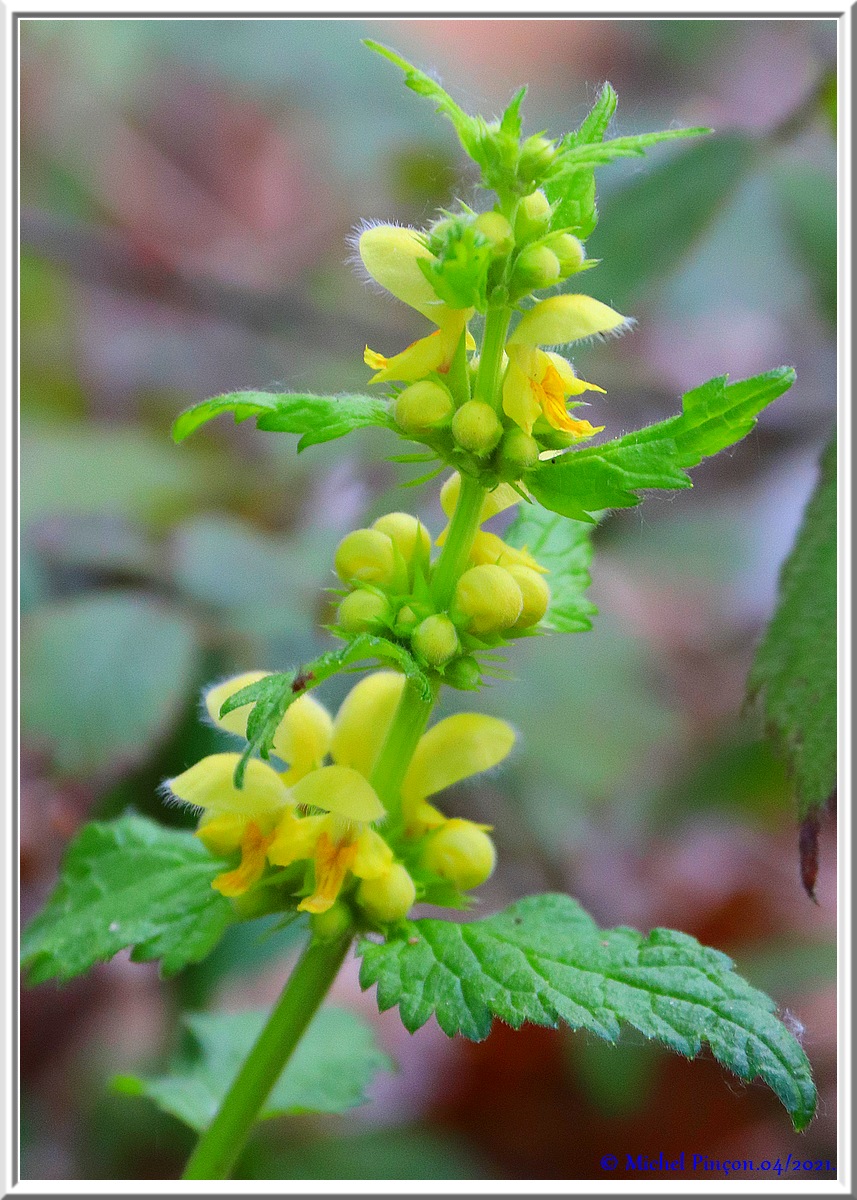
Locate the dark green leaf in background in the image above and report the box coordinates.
[748,438,837,894]
[114,1006,392,1132]
[358,893,816,1131]
[527,367,795,521]
[505,505,597,632]
[172,391,391,451]
[772,164,837,326]
[21,814,234,983]
[584,134,759,309]
[21,593,201,775]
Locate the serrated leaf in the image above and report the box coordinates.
[505,506,597,632]
[566,82,618,148]
[363,40,483,165]
[172,391,391,451]
[584,134,758,307]
[748,438,837,827]
[113,1005,392,1132]
[553,126,711,173]
[526,368,795,521]
[21,814,234,983]
[358,893,816,1131]
[500,87,527,139]
[21,594,200,776]
[220,636,431,786]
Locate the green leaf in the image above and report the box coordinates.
[113,1005,392,1132]
[358,893,817,1131]
[545,83,616,240]
[172,391,391,451]
[21,814,234,984]
[220,636,431,786]
[363,40,483,165]
[505,506,597,632]
[748,438,837,822]
[584,134,759,307]
[21,594,201,775]
[526,368,795,522]
[565,82,618,148]
[553,126,710,174]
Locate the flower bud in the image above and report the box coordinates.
[546,232,586,276]
[394,603,420,636]
[422,818,496,891]
[473,211,514,256]
[451,400,503,456]
[412,614,459,666]
[311,900,353,941]
[506,565,551,628]
[518,134,557,183]
[510,245,561,293]
[336,588,391,634]
[372,512,431,566]
[394,380,454,435]
[357,863,416,923]
[443,655,482,691]
[497,426,540,474]
[454,564,523,634]
[509,294,627,347]
[514,190,553,243]
[334,529,396,587]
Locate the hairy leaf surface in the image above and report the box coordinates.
[172,391,391,451]
[21,814,234,983]
[358,894,816,1131]
[526,368,795,521]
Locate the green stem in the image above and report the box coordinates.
[369,674,438,826]
[473,305,512,410]
[181,928,352,1180]
[430,472,486,609]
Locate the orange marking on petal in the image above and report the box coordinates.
[298,831,359,914]
[212,821,275,898]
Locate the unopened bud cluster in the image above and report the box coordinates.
[333,503,550,679]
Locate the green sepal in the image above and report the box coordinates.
[113,1006,393,1132]
[419,219,493,310]
[526,368,795,521]
[172,391,392,451]
[21,814,235,984]
[358,893,817,1132]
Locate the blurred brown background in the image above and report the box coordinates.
[19,17,837,1181]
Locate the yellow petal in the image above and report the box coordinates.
[212,822,274,898]
[438,475,525,543]
[544,350,606,396]
[298,831,357,914]
[166,754,291,818]
[196,812,248,856]
[502,352,542,435]
[272,694,333,783]
[470,530,548,574]
[508,294,628,347]
[352,827,394,880]
[204,672,269,738]
[367,330,448,383]
[290,764,385,823]
[330,671,406,778]
[359,224,445,323]
[267,810,327,867]
[405,800,447,837]
[402,714,516,807]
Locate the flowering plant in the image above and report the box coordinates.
[22,41,817,1180]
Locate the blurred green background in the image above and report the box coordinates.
[19,17,837,1181]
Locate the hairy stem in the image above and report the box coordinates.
[369,674,439,828]
[473,305,512,410]
[430,471,486,609]
[181,928,353,1180]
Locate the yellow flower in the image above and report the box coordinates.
[437,472,547,574]
[358,223,475,384]
[500,292,629,436]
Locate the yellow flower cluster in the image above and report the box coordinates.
[165,672,515,924]
[358,206,628,471]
